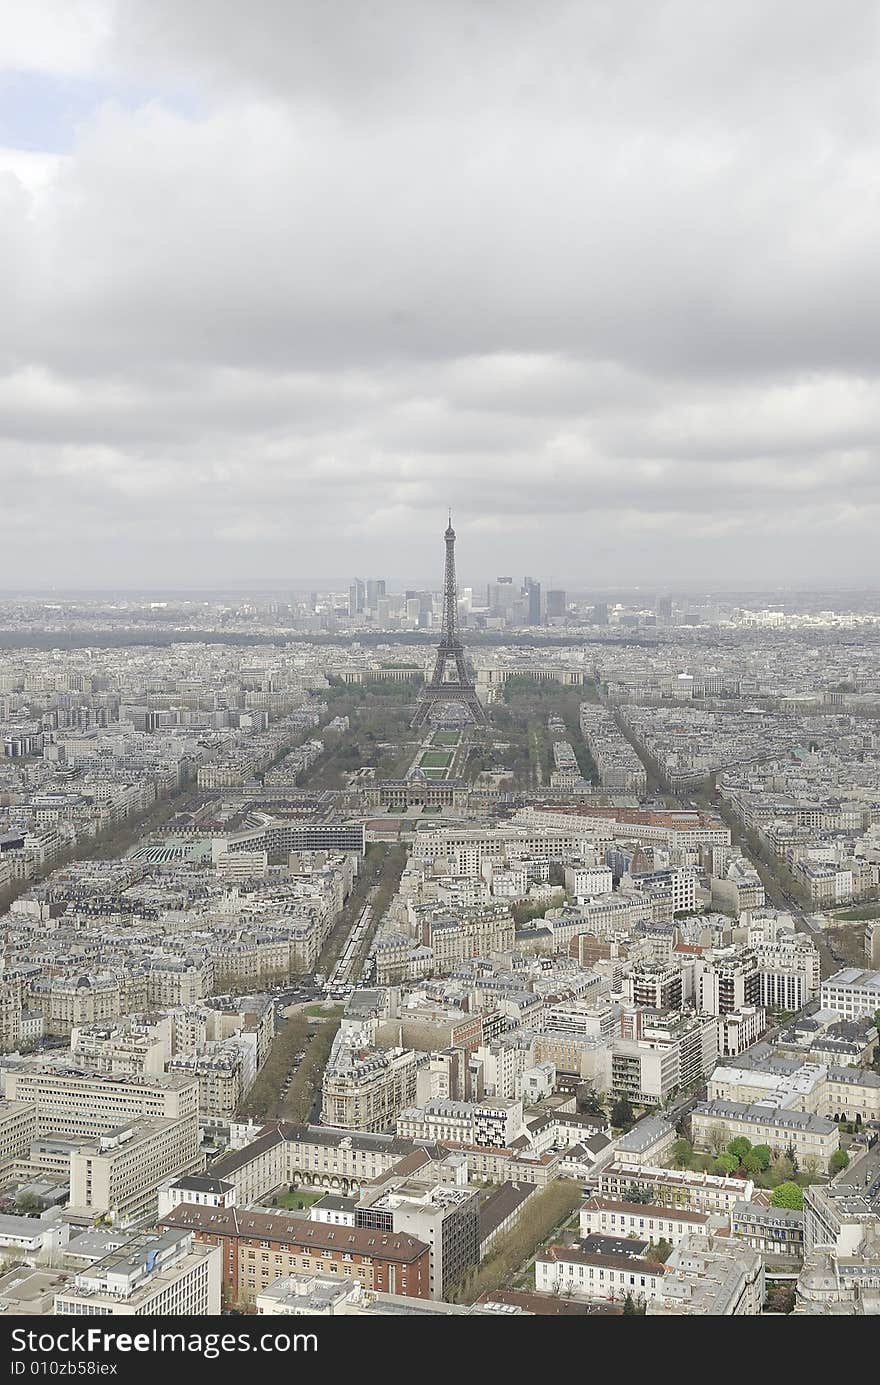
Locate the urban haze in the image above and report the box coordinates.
[0,1,878,1337]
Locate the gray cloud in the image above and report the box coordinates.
[1,1,880,586]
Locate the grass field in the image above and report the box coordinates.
[302,1003,345,1018]
[272,1189,324,1211]
[432,731,460,746]
[419,750,453,768]
[833,903,880,921]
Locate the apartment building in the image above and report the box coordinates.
[611,1013,718,1107]
[168,1044,256,1117]
[598,1164,754,1214]
[145,959,214,1009]
[396,1099,524,1150]
[710,860,765,915]
[0,979,22,1052]
[717,1007,766,1057]
[691,1100,838,1165]
[536,1237,665,1305]
[756,937,821,1007]
[422,911,516,971]
[565,864,614,899]
[627,962,683,1011]
[697,950,761,1015]
[159,1204,430,1305]
[820,967,880,1021]
[69,1115,204,1224]
[320,1033,425,1133]
[209,1124,416,1204]
[355,1180,480,1300]
[580,1197,720,1247]
[646,1235,764,1315]
[2,1066,200,1139]
[54,1229,221,1316]
[70,1015,172,1076]
[731,1201,804,1261]
[0,1099,38,1172]
[707,1058,880,1124]
[803,1182,880,1256]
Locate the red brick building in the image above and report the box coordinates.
[159,1204,430,1304]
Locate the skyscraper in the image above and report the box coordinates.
[348,580,366,616]
[366,579,386,611]
[523,577,542,625]
[487,577,515,614]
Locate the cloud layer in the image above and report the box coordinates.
[2,1,880,587]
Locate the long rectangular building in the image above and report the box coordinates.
[2,1066,200,1139]
[159,1204,431,1305]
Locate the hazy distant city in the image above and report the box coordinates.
[0,515,878,1324]
[3,0,880,1339]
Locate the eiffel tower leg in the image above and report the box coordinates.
[464,692,488,727]
[410,698,431,730]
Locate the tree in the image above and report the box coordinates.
[707,1124,728,1156]
[713,1153,738,1176]
[727,1136,752,1164]
[14,1193,43,1216]
[785,1143,799,1174]
[769,1152,795,1186]
[743,1144,771,1174]
[578,1088,605,1118]
[765,1283,796,1315]
[611,1097,635,1130]
[829,1149,850,1176]
[445,1181,581,1304]
[671,1138,693,1170]
[771,1181,803,1211]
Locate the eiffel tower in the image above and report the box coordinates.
[411,513,487,729]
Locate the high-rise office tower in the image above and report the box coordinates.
[348,579,366,616]
[546,589,566,618]
[366,579,386,611]
[487,577,516,614]
[523,577,542,625]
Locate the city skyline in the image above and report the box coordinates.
[2,2,880,1334]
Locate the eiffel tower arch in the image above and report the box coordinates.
[411,515,488,729]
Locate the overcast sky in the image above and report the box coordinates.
[2,1,880,590]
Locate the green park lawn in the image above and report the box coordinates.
[273,1190,324,1211]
